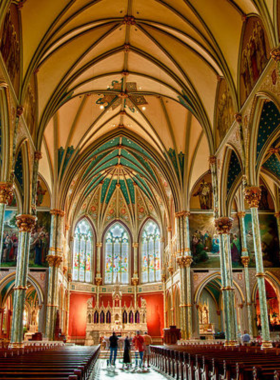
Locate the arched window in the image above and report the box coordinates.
[141,220,161,283]
[104,223,129,284]
[72,219,94,283]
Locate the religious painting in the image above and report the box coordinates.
[244,213,279,267]
[29,212,51,267]
[189,213,241,268]
[36,176,50,208]
[190,174,213,210]
[0,5,20,94]
[215,79,235,144]
[1,210,18,266]
[244,182,274,211]
[240,17,270,105]
[24,76,37,136]
[7,190,17,207]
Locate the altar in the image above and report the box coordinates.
[85,285,148,346]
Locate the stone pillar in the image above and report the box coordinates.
[132,277,138,308]
[237,211,253,336]
[209,156,219,218]
[162,273,167,328]
[274,212,280,253]
[9,214,37,347]
[96,242,102,284]
[45,209,64,340]
[177,256,187,339]
[168,266,174,325]
[132,242,139,283]
[95,277,102,307]
[185,256,193,339]
[0,182,14,265]
[244,187,272,348]
[0,308,4,337]
[214,217,237,346]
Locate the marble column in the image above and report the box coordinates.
[185,256,193,339]
[168,266,175,325]
[209,156,219,218]
[162,273,167,328]
[0,182,14,266]
[176,256,187,339]
[237,211,253,336]
[132,277,138,308]
[214,217,237,346]
[96,242,102,284]
[244,187,272,348]
[132,242,139,283]
[45,209,64,340]
[0,308,4,337]
[9,214,37,348]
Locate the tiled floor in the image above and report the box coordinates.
[94,359,167,380]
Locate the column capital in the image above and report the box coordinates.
[65,224,70,231]
[0,182,14,204]
[214,217,233,235]
[270,47,280,62]
[209,155,216,165]
[161,274,166,282]
[275,212,280,218]
[167,226,172,232]
[34,151,42,161]
[243,186,261,208]
[132,277,139,286]
[168,266,174,274]
[67,273,72,282]
[50,209,65,217]
[175,210,190,218]
[96,242,102,248]
[236,211,246,218]
[16,214,37,232]
[241,256,250,267]
[95,277,102,286]
[16,106,24,117]
[46,254,62,267]
[176,256,193,268]
[132,242,139,248]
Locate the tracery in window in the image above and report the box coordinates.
[141,220,161,283]
[104,223,129,284]
[72,219,93,283]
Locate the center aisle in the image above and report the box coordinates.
[94,359,167,380]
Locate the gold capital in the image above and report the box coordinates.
[234,113,242,124]
[209,155,216,165]
[34,151,42,161]
[16,214,37,232]
[0,182,14,204]
[244,186,261,208]
[270,47,280,62]
[132,242,139,248]
[241,256,250,267]
[50,209,65,217]
[236,211,246,218]
[214,217,233,235]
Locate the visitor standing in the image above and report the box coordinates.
[133,331,144,368]
[122,336,131,369]
[109,332,118,366]
[143,331,152,367]
[241,330,251,345]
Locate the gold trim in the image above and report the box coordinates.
[255,272,265,278]
[14,286,28,290]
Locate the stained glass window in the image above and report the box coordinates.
[141,220,161,283]
[104,223,129,284]
[72,219,94,283]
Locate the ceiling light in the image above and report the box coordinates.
[142,107,146,111]
[100,105,104,109]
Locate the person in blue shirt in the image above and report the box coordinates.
[241,330,251,345]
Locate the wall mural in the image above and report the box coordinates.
[190,174,213,210]
[245,213,279,267]
[215,79,235,144]
[240,17,269,105]
[189,214,241,268]
[1,211,51,267]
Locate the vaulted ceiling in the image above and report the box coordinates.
[11,0,277,221]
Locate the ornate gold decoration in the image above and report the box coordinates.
[13,286,28,290]
[122,71,129,76]
[208,155,216,165]
[241,256,250,267]
[224,340,238,347]
[65,224,70,231]
[176,256,193,268]
[261,340,273,349]
[123,15,136,25]
[67,273,72,282]
[96,242,102,248]
[167,226,172,232]
[132,243,139,248]
[132,277,139,286]
[161,274,166,282]
[214,217,233,234]
[50,209,65,217]
[0,182,14,204]
[234,113,242,124]
[168,266,174,274]
[237,211,246,218]
[63,266,67,275]
[118,92,128,98]
[34,151,42,160]
[124,44,130,52]
[244,186,261,208]
[16,214,37,232]
[95,277,102,286]
[46,255,55,267]
[270,47,280,62]
[269,147,279,155]
[54,256,63,267]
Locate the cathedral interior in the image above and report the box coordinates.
[1,0,280,356]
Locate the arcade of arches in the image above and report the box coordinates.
[2,0,280,350]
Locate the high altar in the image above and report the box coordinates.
[85,285,148,346]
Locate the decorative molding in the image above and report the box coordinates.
[214,217,233,234]
[16,214,37,232]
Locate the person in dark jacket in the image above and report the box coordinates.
[122,336,131,369]
[109,332,118,366]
